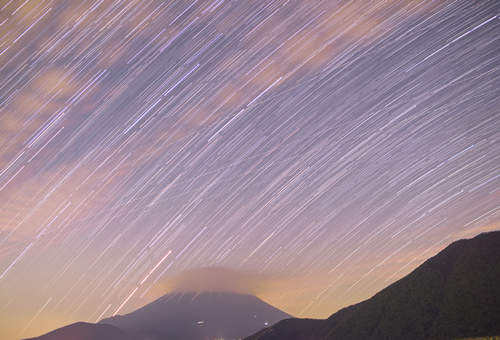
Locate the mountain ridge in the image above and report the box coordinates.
[245,231,500,340]
[23,322,137,340]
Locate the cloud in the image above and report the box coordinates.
[153,267,281,295]
[148,267,342,318]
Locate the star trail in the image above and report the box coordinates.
[0,0,499,338]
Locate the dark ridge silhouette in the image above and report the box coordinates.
[246,231,500,340]
[100,291,290,340]
[23,321,137,340]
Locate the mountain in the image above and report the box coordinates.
[100,291,291,340]
[246,231,500,340]
[25,291,290,340]
[23,322,137,340]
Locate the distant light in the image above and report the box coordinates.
[196,320,205,325]
[264,322,269,326]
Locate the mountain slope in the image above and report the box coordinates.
[23,322,137,340]
[246,231,500,340]
[100,291,291,340]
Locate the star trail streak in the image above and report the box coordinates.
[0,0,499,338]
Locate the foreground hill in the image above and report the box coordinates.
[246,231,500,340]
[23,322,137,340]
[100,291,290,340]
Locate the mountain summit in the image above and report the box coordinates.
[100,291,291,340]
[246,231,500,340]
[27,291,290,340]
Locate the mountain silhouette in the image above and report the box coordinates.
[100,291,291,340]
[25,291,289,340]
[23,322,137,340]
[246,231,500,340]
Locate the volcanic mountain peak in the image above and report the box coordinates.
[100,291,291,340]
[26,291,290,340]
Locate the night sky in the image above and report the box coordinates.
[0,0,499,338]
